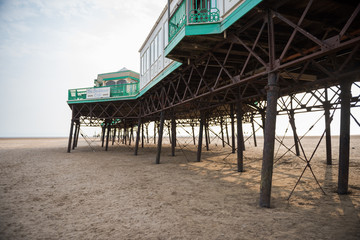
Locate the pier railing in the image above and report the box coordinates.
[169,0,220,41]
[68,83,139,101]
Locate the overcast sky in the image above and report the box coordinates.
[0,0,166,137]
[0,0,358,138]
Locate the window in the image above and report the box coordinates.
[164,21,168,46]
[158,29,162,57]
[151,41,155,64]
[155,35,158,60]
[146,48,150,70]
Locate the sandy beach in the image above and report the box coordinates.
[0,136,359,239]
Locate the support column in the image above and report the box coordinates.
[237,101,244,172]
[141,122,144,148]
[251,115,257,147]
[118,127,120,143]
[112,127,116,146]
[101,125,106,147]
[129,125,133,146]
[168,122,172,144]
[338,80,352,194]
[204,117,209,151]
[289,109,300,156]
[220,116,225,147]
[154,121,157,144]
[230,104,236,153]
[75,121,81,148]
[156,112,165,164]
[260,109,266,136]
[197,114,204,162]
[124,121,127,145]
[191,124,196,145]
[67,119,75,153]
[225,118,230,146]
[259,72,279,208]
[72,121,79,150]
[105,123,111,151]
[171,115,176,156]
[324,88,332,165]
[134,118,141,155]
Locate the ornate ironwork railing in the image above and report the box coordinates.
[188,0,220,23]
[169,0,220,42]
[68,83,139,101]
[169,0,187,42]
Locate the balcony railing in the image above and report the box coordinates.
[188,0,220,24]
[169,0,187,42]
[68,83,139,101]
[169,0,220,41]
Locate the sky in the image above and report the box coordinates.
[0,0,358,138]
[0,0,167,137]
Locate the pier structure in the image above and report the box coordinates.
[68,0,360,207]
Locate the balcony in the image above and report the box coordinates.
[68,83,139,102]
[165,0,261,63]
[169,0,220,42]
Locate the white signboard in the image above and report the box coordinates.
[86,87,110,99]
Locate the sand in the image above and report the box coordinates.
[0,136,359,239]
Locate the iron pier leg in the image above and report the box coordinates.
[260,72,279,208]
[141,122,144,148]
[154,121,157,144]
[230,104,236,153]
[324,89,332,165]
[197,114,204,162]
[129,125,133,146]
[118,127,120,143]
[112,128,116,146]
[120,128,124,144]
[251,115,257,147]
[289,110,300,156]
[135,118,141,155]
[171,115,176,156]
[191,124,196,145]
[124,121,127,145]
[75,121,80,148]
[260,110,266,136]
[101,125,106,147]
[225,118,230,146]
[205,118,209,151]
[156,112,165,164]
[67,119,75,153]
[220,116,225,147]
[146,123,149,144]
[237,101,244,172]
[105,123,111,151]
[72,121,79,150]
[338,80,352,194]
[168,122,172,144]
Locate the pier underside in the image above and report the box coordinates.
[68,0,360,207]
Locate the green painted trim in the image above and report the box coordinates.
[220,0,262,32]
[164,27,185,56]
[103,76,139,81]
[67,94,139,104]
[185,22,221,36]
